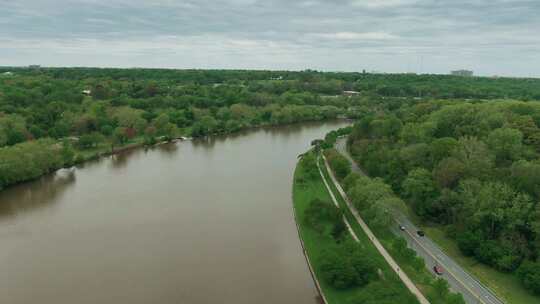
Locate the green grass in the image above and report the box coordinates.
[293,154,419,304]
[317,157,443,301]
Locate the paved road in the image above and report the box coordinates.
[320,155,431,304]
[335,138,504,304]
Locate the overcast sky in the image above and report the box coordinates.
[1,0,539,77]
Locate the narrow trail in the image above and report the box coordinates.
[318,154,431,304]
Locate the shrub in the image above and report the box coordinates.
[517,260,540,294]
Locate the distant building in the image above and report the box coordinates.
[342,90,360,97]
[1,71,13,77]
[270,76,283,80]
[82,89,92,96]
[451,70,473,77]
[28,65,41,69]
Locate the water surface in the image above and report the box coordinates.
[0,121,350,304]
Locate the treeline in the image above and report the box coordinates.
[0,139,74,190]
[2,68,540,152]
[0,68,359,188]
[0,75,348,149]
[3,67,540,99]
[348,99,540,294]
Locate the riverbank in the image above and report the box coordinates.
[0,118,350,192]
[292,151,421,304]
[0,121,350,304]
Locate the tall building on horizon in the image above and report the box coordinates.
[451,69,474,77]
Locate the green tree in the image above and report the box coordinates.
[446,293,466,304]
[348,245,377,286]
[304,198,340,232]
[402,168,438,217]
[432,278,449,299]
[191,115,217,137]
[318,249,359,289]
[517,260,540,294]
[510,160,540,198]
[400,143,432,170]
[113,106,147,134]
[60,141,75,167]
[325,149,351,180]
[452,136,494,180]
[342,172,364,192]
[433,157,465,189]
[430,137,458,163]
[113,127,128,145]
[0,114,29,146]
[487,127,523,164]
[348,178,393,210]
[299,153,319,180]
[78,132,104,149]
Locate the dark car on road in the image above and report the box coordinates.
[417,230,425,237]
[433,265,444,275]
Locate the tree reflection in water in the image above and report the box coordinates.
[0,169,76,220]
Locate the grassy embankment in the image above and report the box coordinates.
[318,155,467,304]
[293,151,419,304]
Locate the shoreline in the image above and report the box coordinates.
[0,118,349,193]
[291,163,329,304]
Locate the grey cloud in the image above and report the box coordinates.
[0,0,538,76]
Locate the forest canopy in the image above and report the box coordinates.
[347,98,540,294]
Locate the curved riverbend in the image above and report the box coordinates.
[0,121,350,304]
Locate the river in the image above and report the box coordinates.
[0,121,350,304]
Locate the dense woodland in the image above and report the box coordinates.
[1,68,361,190]
[347,98,540,295]
[1,68,540,186]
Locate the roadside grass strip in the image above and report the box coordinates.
[292,152,421,304]
[319,155,431,304]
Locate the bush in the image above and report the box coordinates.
[304,198,340,232]
[319,243,376,290]
[299,153,319,179]
[456,231,481,257]
[331,218,347,240]
[342,172,363,192]
[325,148,351,180]
[349,281,418,304]
[474,240,503,266]
[78,132,104,149]
[517,260,540,294]
[319,248,359,289]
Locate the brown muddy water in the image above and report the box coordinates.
[0,121,350,304]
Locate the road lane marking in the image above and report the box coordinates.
[399,222,496,304]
